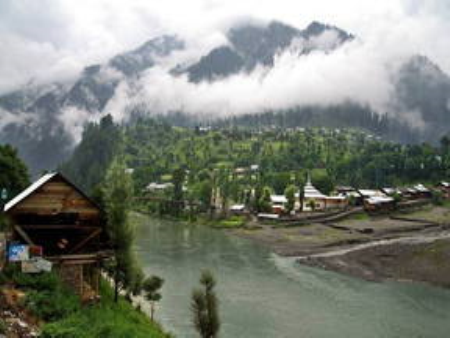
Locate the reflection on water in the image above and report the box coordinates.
[134,216,450,338]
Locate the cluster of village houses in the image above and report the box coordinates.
[231,180,450,217]
[145,164,450,217]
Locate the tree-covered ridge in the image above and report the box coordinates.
[59,115,122,192]
[61,115,450,202]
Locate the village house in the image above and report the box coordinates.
[357,189,386,200]
[336,186,363,205]
[413,184,432,199]
[145,182,174,192]
[229,204,246,215]
[438,182,450,198]
[357,189,395,212]
[381,187,402,197]
[3,173,111,300]
[297,179,347,212]
[270,195,288,214]
[363,195,396,213]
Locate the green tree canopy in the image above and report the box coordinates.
[103,158,141,302]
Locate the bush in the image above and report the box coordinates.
[25,288,80,321]
[0,270,8,286]
[2,265,59,291]
[0,318,6,334]
[0,267,81,321]
[216,216,246,228]
[432,190,444,206]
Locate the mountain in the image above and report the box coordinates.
[0,35,184,174]
[183,21,353,82]
[393,55,450,140]
[0,20,449,175]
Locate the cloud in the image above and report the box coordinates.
[104,35,397,121]
[1,0,450,137]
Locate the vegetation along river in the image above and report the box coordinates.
[134,215,450,338]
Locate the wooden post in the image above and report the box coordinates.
[80,265,84,298]
[95,260,100,295]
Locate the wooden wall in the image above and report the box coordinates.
[9,177,99,221]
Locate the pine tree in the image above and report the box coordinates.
[143,276,164,321]
[284,185,296,214]
[191,270,220,338]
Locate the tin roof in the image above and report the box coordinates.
[4,173,57,212]
[3,172,100,213]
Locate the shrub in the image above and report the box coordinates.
[432,190,444,206]
[25,288,80,321]
[0,318,7,334]
[1,265,59,291]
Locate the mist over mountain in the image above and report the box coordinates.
[181,21,353,82]
[0,19,449,175]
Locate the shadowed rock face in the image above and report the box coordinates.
[187,46,245,82]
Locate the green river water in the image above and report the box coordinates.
[134,216,450,338]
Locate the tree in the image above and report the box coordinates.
[217,168,231,215]
[259,186,272,213]
[0,144,30,200]
[0,144,30,230]
[143,276,164,321]
[194,180,213,212]
[298,184,305,213]
[191,270,220,338]
[172,168,186,216]
[103,158,141,302]
[60,114,122,193]
[308,199,316,212]
[312,173,334,196]
[284,185,296,214]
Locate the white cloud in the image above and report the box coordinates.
[107,36,397,121]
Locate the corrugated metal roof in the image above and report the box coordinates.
[270,195,288,204]
[3,172,57,212]
[304,180,327,199]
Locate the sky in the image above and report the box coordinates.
[1,0,450,137]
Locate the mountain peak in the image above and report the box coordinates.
[108,35,184,76]
[304,21,353,41]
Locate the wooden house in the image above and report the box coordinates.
[363,196,396,213]
[3,173,111,300]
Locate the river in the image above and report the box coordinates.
[134,215,450,338]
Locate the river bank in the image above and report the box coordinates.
[231,204,450,287]
[300,236,450,288]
